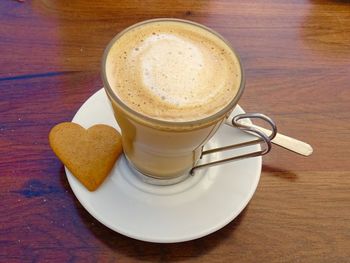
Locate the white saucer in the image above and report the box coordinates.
[66,89,262,243]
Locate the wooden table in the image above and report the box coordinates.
[1,0,349,262]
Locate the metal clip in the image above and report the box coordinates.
[190,113,277,173]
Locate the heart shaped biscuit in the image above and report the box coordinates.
[49,122,122,191]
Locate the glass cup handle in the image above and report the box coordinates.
[190,113,277,174]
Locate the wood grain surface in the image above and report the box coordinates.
[1,0,350,262]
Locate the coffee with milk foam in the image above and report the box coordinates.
[106,20,242,122]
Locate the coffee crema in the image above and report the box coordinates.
[106,20,242,122]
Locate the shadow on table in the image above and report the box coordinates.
[262,165,299,181]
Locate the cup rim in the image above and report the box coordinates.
[101,18,245,128]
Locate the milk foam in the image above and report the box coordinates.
[140,34,204,106]
[106,20,242,122]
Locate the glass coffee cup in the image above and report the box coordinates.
[102,18,276,185]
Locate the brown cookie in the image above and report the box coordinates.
[49,122,123,191]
